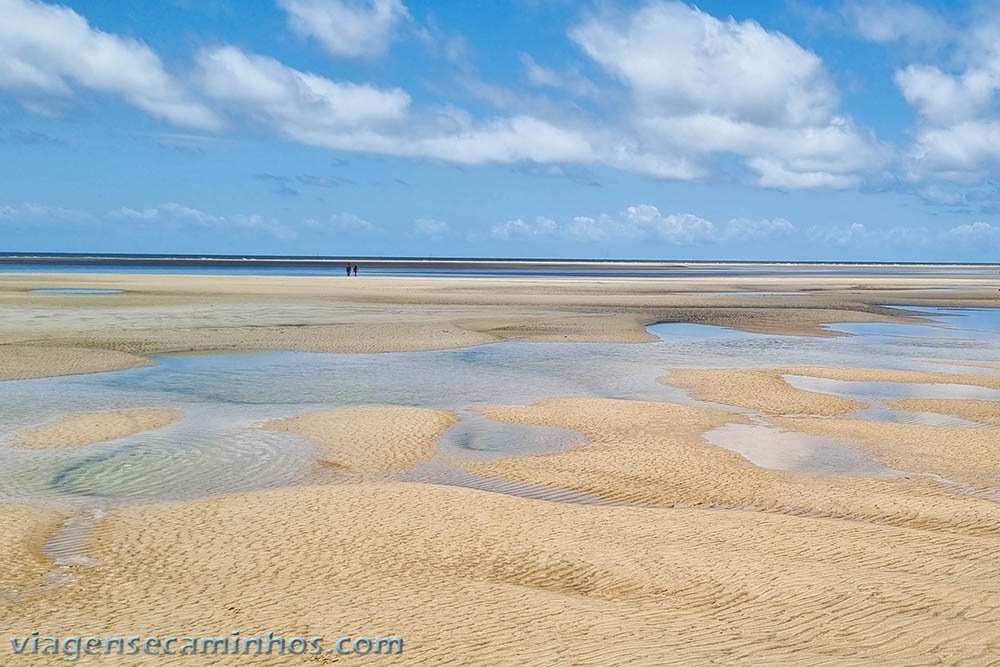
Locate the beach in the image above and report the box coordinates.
[2,266,1000,665]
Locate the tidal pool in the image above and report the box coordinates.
[702,421,899,477]
[0,309,997,509]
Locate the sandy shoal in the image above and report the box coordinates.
[664,368,865,415]
[2,271,997,379]
[0,345,153,381]
[11,408,183,450]
[262,406,457,471]
[773,415,1000,489]
[4,479,1000,665]
[459,397,1000,536]
[664,366,1000,416]
[885,399,1000,426]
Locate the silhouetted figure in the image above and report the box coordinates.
[346,263,352,276]
[353,264,358,276]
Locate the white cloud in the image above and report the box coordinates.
[569,1,887,188]
[278,0,410,58]
[0,0,219,128]
[721,217,795,241]
[0,0,886,191]
[490,216,558,240]
[806,222,931,247]
[894,18,1000,181]
[0,202,92,222]
[490,205,794,245]
[413,218,448,239]
[520,53,599,99]
[945,221,1000,244]
[194,45,600,167]
[321,212,378,232]
[109,202,293,238]
[842,0,951,45]
[107,206,160,220]
[196,46,410,136]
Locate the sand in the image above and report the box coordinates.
[6,399,1000,664]
[774,416,1000,489]
[1,271,998,379]
[664,366,1000,417]
[664,368,865,415]
[262,406,457,471]
[11,408,183,450]
[461,397,1000,536]
[3,271,1000,664]
[0,344,153,381]
[0,504,66,601]
[885,399,1000,427]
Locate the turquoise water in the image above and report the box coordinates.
[0,309,997,508]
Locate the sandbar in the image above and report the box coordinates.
[12,408,183,449]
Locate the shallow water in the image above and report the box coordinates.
[702,421,900,477]
[784,375,1000,401]
[828,306,1000,341]
[0,308,997,508]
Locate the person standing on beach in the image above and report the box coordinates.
[353,264,358,276]
[346,263,351,277]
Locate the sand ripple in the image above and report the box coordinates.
[262,406,457,471]
[11,408,183,450]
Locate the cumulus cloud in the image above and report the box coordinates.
[842,0,951,45]
[193,45,603,167]
[413,218,448,239]
[569,1,887,188]
[894,17,1000,182]
[0,0,219,128]
[490,205,794,245]
[0,1,898,192]
[278,0,410,58]
[196,46,410,136]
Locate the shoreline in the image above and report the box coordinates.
[1,271,998,381]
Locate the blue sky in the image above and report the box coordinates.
[1,0,999,260]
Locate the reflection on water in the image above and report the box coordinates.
[784,374,1000,401]
[703,422,900,477]
[0,308,997,508]
[849,407,990,428]
[827,306,1000,341]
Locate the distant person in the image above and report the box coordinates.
[345,263,351,277]
[353,264,358,276]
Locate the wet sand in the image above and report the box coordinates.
[3,271,1000,664]
[0,504,66,599]
[886,399,1000,427]
[1,271,998,379]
